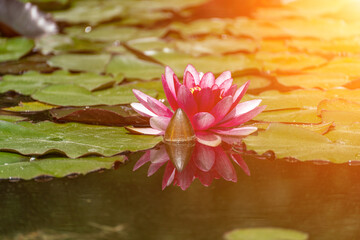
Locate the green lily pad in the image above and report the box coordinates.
[0,54,54,75]
[50,105,147,126]
[32,82,158,106]
[0,115,26,122]
[150,51,259,76]
[65,25,167,42]
[174,36,258,56]
[20,0,69,11]
[0,70,122,95]
[253,109,321,124]
[0,151,125,180]
[244,123,360,163]
[0,120,162,158]
[0,37,34,62]
[47,53,112,74]
[106,53,164,80]
[224,227,308,240]
[35,35,108,55]
[170,19,229,37]
[53,0,125,25]
[3,102,56,112]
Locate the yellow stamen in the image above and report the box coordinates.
[190,86,201,94]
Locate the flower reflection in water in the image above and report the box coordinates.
[133,141,249,190]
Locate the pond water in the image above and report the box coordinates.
[1,154,360,239]
[2,0,360,239]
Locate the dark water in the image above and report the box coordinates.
[1,153,360,240]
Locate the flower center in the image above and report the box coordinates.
[190,86,201,94]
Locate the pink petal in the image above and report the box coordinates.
[165,66,176,96]
[150,144,169,164]
[146,97,173,117]
[215,71,231,86]
[219,78,233,94]
[211,126,257,136]
[132,89,152,108]
[214,147,237,182]
[231,154,250,176]
[232,81,250,107]
[148,162,166,176]
[162,162,176,190]
[196,132,222,147]
[184,64,200,85]
[176,161,196,190]
[150,116,171,131]
[195,88,215,112]
[162,74,179,111]
[183,71,195,89]
[196,170,214,186]
[133,151,151,171]
[210,96,233,123]
[193,143,215,172]
[224,84,237,97]
[199,72,215,88]
[130,103,156,117]
[221,99,262,123]
[218,105,266,128]
[126,127,163,135]
[177,85,198,118]
[192,112,215,131]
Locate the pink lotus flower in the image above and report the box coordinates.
[130,64,265,146]
[134,141,250,190]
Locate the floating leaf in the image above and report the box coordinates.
[0,37,34,62]
[254,109,321,124]
[35,34,108,55]
[106,53,164,80]
[326,123,360,147]
[244,89,360,111]
[66,25,167,42]
[233,75,271,90]
[308,57,360,79]
[318,98,360,124]
[276,73,350,89]
[0,121,162,158]
[286,38,360,56]
[0,54,54,75]
[50,105,147,126]
[0,70,122,95]
[32,82,158,106]
[3,102,56,112]
[272,18,360,40]
[224,227,308,240]
[0,115,26,122]
[227,18,285,39]
[244,123,360,163]
[53,1,124,25]
[47,54,112,74]
[151,51,259,76]
[170,19,229,37]
[255,51,327,72]
[252,122,333,135]
[174,36,258,56]
[0,151,125,180]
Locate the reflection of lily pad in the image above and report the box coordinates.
[224,227,308,240]
[0,70,122,95]
[32,82,158,106]
[0,120,162,158]
[106,53,164,80]
[0,37,34,62]
[47,54,112,74]
[0,151,125,180]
